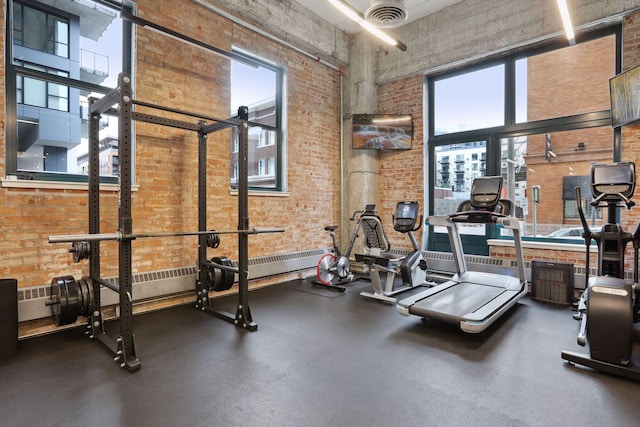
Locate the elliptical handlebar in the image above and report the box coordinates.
[349,210,364,221]
[592,191,636,209]
[575,186,592,242]
[414,215,423,232]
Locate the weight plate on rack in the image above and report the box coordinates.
[208,256,234,291]
[50,276,80,327]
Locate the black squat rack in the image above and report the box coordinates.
[46,73,283,372]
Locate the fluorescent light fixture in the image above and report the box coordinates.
[328,0,407,51]
[556,0,575,45]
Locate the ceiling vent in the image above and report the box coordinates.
[364,0,408,29]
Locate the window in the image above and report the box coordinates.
[428,29,619,249]
[230,49,285,190]
[16,62,69,111]
[232,163,239,181]
[13,2,69,57]
[6,0,130,181]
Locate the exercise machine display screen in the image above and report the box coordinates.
[470,176,503,209]
[591,162,636,199]
[397,202,418,219]
[394,201,419,232]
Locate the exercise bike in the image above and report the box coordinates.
[358,201,429,303]
[561,162,640,380]
[315,205,379,291]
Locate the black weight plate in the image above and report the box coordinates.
[77,278,94,316]
[211,256,234,291]
[50,277,64,326]
[58,276,80,326]
[77,278,87,316]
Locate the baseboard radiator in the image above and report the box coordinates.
[18,249,326,322]
[389,248,590,293]
[17,247,594,323]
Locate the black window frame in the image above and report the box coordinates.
[230,48,285,192]
[426,26,622,246]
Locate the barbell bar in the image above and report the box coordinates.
[48,227,285,244]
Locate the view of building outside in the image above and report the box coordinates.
[229,58,278,189]
[12,0,121,178]
[523,35,615,236]
[432,33,615,238]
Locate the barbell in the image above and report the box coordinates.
[48,227,285,244]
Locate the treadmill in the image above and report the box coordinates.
[397,176,527,333]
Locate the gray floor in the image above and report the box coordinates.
[1,278,640,427]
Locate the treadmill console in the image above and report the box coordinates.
[394,201,419,233]
[470,176,503,210]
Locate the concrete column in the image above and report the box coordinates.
[342,32,378,249]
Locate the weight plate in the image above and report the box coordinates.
[77,277,95,316]
[50,276,79,326]
[62,276,80,326]
[50,277,63,326]
[206,230,221,249]
[210,256,234,291]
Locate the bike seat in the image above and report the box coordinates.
[324,225,339,232]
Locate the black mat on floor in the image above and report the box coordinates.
[286,277,372,297]
[3,281,640,426]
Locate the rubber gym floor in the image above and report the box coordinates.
[1,278,639,427]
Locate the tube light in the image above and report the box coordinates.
[328,0,407,51]
[556,0,575,45]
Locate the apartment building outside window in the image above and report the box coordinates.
[5,0,129,181]
[230,48,285,191]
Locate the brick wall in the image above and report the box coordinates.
[0,1,341,292]
[377,75,424,250]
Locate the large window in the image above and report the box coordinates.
[428,29,619,250]
[230,49,285,191]
[6,0,129,181]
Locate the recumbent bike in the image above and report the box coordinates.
[357,201,428,303]
[561,162,640,380]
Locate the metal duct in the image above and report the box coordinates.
[365,0,408,29]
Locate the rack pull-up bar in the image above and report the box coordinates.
[121,9,261,69]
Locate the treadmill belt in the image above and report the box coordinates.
[410,282,504,322]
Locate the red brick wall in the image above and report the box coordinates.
[0,0,341,288]
[377,75,424,250]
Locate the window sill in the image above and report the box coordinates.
[488,238,591,252]
[1,178,138,192]
[229,188,290,197]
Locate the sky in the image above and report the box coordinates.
[433,61,528,134]
[231,60,276,112]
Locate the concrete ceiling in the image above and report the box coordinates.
[293,0,464,34]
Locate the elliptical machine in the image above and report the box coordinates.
[561,162,640,380]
